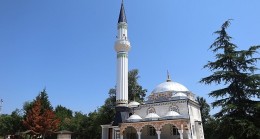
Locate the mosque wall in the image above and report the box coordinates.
[134,100,189,118]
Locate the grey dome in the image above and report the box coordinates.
[127,114,142,122]
[152,81,189,93]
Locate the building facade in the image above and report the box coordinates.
[101,1,205,139]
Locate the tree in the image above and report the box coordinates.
[23,90,60,139]
[0,114,13,138]
[36,89,53,110]
[23,89,53,114]
[55,105,73,130]
[98,69,147,125]
[70,112,89,138]
[75,69,148,139]
[0,109,24,138]
[200,20,260,139]
[196,97,210,127]
[196,97,216,139]
[128,69,147,102]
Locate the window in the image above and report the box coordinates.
[171,126,180,135]
[147,126,156,136]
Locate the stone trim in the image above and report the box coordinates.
[117,53,128,58]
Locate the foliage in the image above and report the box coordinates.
[70,112,89,138]
[196,97,217,139]
[196,97,210,127]
[200,20,260,139]
[23,89,53,114]
[0,109,24,137]
[35,89,53,111]
[3,69,147,139]
[68,69,148,139]
[23,90,60,139]
[128,69,147,102]
[55,105,73,130]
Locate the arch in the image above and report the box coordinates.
[141,125,157,139]
[161,124,180,139]
[140,124,157,132]
[123,126,137,139]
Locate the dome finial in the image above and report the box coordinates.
[166,70,171,82]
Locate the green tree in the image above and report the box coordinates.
[98,69,147,126]
[77,69,147,139]
[128,69,147,102]
[0,114,12,137]
[196,97,216,139]
[196,97,210,127]
[70,112,88,139]
[200,20,260,139]
[36,89,53,110]
[55,105,73,130]
[0,109,24,138]
[23,89,53,113]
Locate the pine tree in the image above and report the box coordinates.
[200,20,260,139]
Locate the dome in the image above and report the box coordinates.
[164,111,180,117]
[128,101,140,108]
[162,111,182,120]
[145,113,160,121]
[152,81,189,93]
[127,114,142,122]
[172,92,187,97]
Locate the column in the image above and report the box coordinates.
[178,124,184,139]
[156,131,161,139]
[178,130,183,139]
[137,132,141,139]
[185,130,191,139]
[101,125,108,139]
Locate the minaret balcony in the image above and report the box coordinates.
[115,39,131,52]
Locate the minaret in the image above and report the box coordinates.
[115,0,130,107]
[113,0,131,126]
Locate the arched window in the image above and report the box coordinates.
[146,126,156,136]
[171,126,180,135]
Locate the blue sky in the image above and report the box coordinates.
[0,0,259,114]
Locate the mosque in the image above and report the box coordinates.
[101,1,205,139]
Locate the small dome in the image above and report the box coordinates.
[162,111,182,120]
[127,114,142,122]
[128,101,140,108]
[165,111,180,117]
[172,92,187,97]
[145,113,160,121]
[152,81,189,93]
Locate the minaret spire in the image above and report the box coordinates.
[118,0,127,23]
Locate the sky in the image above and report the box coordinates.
[0,0,259,115]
